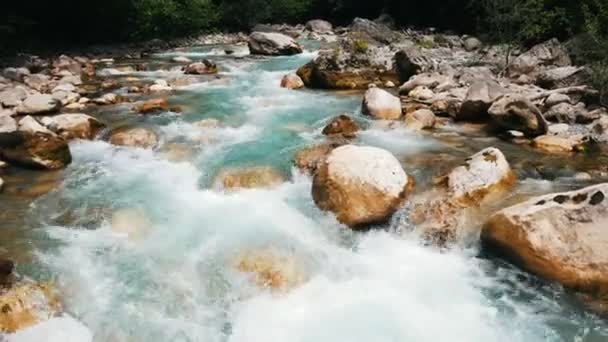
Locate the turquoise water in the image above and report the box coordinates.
[5,44,608,341]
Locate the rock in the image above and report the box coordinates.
[111,208,151,240]
[149,80,173,92]
[0,132,72,169]
[544,93,571,107]
[42,114,105,140]
[543,102,591,124]
[59,75,83,86]
[194,118,222,129]
[0,87,28,108]
[93,93,119,105]
[488,94,548,136]
[306,19,333,33]
[280,73,304,89]
[362,88,402,120]
[110,128,157,149]
[183,60,218,75]
[18,116,55,135]
[159,143,193,162]
[213,166,284,190]
[384,80,396,88]
[233,248,306,291]
[399,72,454,95]
[136,98,169,114]
[293,142,344,175]
[0,115,17,133]
[0,282,60,333]
[409,148,515,244]
[463,37,482,51]
[458,80,505,121]
[532,134,586,153]
[248,32,303,56]
[16,94,61,115]
[395,47,425,83]
[408,86,435,101]
[23,74,51,92]
[405,109,436,130]
[482,183,608,300]
[251,24,277,33]
[2,67,30,82]
[508,39,571,76]
[536,66,585,89]
[350,17,401,44]
[172,56,192,63]
[322,115,359,138]
[430,99,462,117]
[100,79,120,90]
[312,145,411,228]
[168,76,198,88]
[0,259,13,285]
[547,123,570,135]
[51,89,80,106]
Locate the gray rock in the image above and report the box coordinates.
[2,67,31,81]
[458,80,505,121]
[488,94,548,136]
[0,114,17,133]
[16,94,61,115]
[306,19,333,33]
[0,86,29,107]
[463,37,482,51]
[248,32,303,56]
[508,39,571,76]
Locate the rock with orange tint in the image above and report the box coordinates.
[312,145,412,228]
[214,166,284,190]
[109,127,157,149]
[361,88,402,120]
[41,114,105,140]
[136,98,169,114]
[233,248,306,291]
[322,115,359,138]
[280,73,304,89]
[0,282,61,333]
[293,142,344,175]
[482,183,608,302]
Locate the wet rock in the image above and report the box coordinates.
[405,109,436,130]
[214,166,285,190]
[488,94,548,136]
[508,39,571,76]
[109,127,157,148]
[183,60,218,75]
[93,93,120,105]
[149,80,173,92]
[410,147,515,244]
[168,76,199,88]
[362,88,402,120]
[312,145,412,228]
[41,114,105,140]
[0,132,72,170]
[532,134,586,153]
[280,73,304,89]
[306,19,333,33]
[0,282,60,333]
[136,98,169,114]
[458,80,504,121]
[0,87,29,108]
[322,115,359,138]
[16,94,61,115]
[248,32,303,56]
[2,67,30,82]
[233,248,306,291]
[430,99,462,118]
[159,143,194,162]
[482,183,608,300]
[111,208,151,240]
[293,142,344,175]
[100,79,120,90]
[408,86,435,101]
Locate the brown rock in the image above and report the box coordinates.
[322,115,359,138]
[109,127,157,149]
[0,132,72,170]
[136,98,169,114]
[214,166,285,190]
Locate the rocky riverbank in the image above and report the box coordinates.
[2,17,608,338]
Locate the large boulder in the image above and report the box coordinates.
[536,66,585,89]
[394,47,425,83]
[16,94,61,115]
[213,166,284,190]
[361,88,402,120]
[183,60,218,75]
[457,80,504,121]
[109,127,157,149]
[41,114,105,140]
[0,87,29,107]
[306,19,333,33]
[488,94,549,136]
[248,32,303,56]
[482,183,608,300]
[508,39,571,76]
[312,145,412,228]
[409,148,515,244]
[322,115,359,138]
[0,131,72,169]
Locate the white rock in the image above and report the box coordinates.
[408,86,435,101]
[448,147,513,199]
[16,94,61,115]
[18,115,56,135]
[362,88,402,120]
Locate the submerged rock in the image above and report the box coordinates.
[109,127,158,149]
[233,248,306,292]
[0,282,60,333]
[111,208,151,240]
[312,145,412,228]
[293,142,344,175]
[0,132,72,170]
[483,183,608,301]
[248,32,303,56]
[136,98,169,114]
[322,114,359,138]
[362,88,402,120]
[214,166,285,190]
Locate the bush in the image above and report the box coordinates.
[353,39,369,53]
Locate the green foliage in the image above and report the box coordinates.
[353,39,369,53]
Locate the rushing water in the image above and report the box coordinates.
[2,41,608,341]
